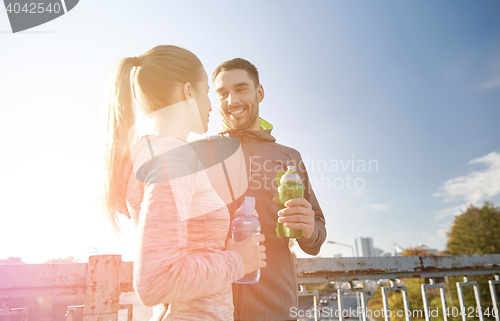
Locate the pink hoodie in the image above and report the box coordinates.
[117,134,245,320]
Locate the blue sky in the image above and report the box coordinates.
[0,0,499,262]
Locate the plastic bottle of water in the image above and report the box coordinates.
[232,196,261,284]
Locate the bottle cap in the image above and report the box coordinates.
[234,197,258,217]
[245,196,255,216]
[281,166,301,183]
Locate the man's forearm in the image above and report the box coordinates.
[297,216,326,255]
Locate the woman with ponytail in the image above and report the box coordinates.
[102,45,266,320]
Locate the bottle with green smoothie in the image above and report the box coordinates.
[276,165,304,239]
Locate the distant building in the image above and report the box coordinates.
[393,243,405,256]
[373,247,384,257]
[352,238,395,257]
[355,237,375,257]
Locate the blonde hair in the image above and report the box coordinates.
[102,45,204,233]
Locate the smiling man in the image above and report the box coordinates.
[213,58,327,321]
[215,67,262,131]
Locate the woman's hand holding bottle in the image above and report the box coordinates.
[226,234,266,274]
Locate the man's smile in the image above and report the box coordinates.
[228,107,247,118]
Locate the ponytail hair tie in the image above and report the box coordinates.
[132,56,142,67]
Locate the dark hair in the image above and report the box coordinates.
[212,58,260,87]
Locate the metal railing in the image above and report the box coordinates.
[0,255,133,321]
[0,254,499,321]
[295,255,500,321]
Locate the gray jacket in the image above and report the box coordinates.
[220,119,327,321]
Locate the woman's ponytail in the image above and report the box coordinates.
[102,57,139,234]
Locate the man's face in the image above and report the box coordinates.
[214,69,264,130]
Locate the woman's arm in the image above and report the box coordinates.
[132,153,245,306]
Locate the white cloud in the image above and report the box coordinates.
[433,203,471,221]
[366,203,392,212]
[434,151,500,203]
[434,151,500,220]
[471,74,500,91]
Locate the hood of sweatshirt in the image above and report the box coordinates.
[218,117,276,143]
